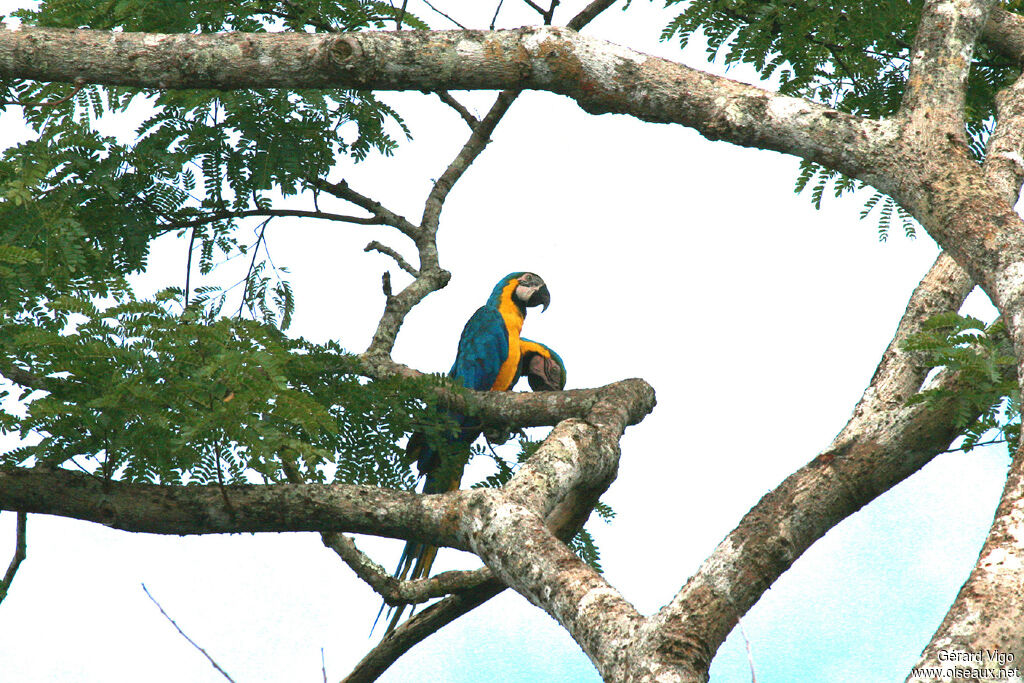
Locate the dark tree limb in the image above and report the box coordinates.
[0,511,26,605]
[311,179,419,238]
[159,208,385,230]
[638,252,978,677]
[277,457,493,607]
[341,578,506,683]
[321,531,492,606]
[363,241,419,278]
[434,91,478,129]
[0,360,66,394]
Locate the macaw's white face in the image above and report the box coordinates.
[514,272,550,311]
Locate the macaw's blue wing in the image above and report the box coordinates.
[450,305,510,391]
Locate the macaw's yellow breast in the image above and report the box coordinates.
[491,279,525,391]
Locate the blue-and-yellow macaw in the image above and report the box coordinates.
[379,272,550,633]
[516,338,566,391]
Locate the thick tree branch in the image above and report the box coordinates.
[0,466,462,540]
[635,253,977,678]
[443,379,656,682]
[346,382,655,683]
[904,59,1024,682]
[345,409,622,682]
[982,67,1024,203]
[0,26,892,183]
[1,377,657,681]
[0,380,653,533]
[983,7,1024,63]
[900,0,998,129]
[907,449,1024,681]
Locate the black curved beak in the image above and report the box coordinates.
[528,284,551,311]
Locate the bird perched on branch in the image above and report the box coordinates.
[377,272,551,634]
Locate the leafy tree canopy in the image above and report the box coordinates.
[666,0,1023,238]
[0,0,430,489]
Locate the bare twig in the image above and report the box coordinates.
[0,361,60,393]
[236,218,271,320]
[521,0,546,16]
[420,89,520,232]
[737,617,758,683]
[321,648,327,683]
[141,583,237,683]
[323,531,492,605]
[490,0,505,29]
[184,227,197,309]
[395,0,408,29]
[364,241,419,277]
[420,0,467,29]
[341,578,506,683]
[1,79,84,108]
[313,179,419,238]
[567,0,616,31]
[160,208,384,231]
[0,512,26,605]
[543,0,560,24]
[435,91,479,129]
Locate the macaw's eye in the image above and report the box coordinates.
[516,281,550,310]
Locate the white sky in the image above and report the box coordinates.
[0,1,1014,682]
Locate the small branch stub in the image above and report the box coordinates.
[327,35,363,74]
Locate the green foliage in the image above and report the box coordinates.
[902,313,1019,455]
[0,290,448,487]
[1,0,415,316]
[0,1,445,490]
[663,0,1021,237]
[472,437,614,572]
